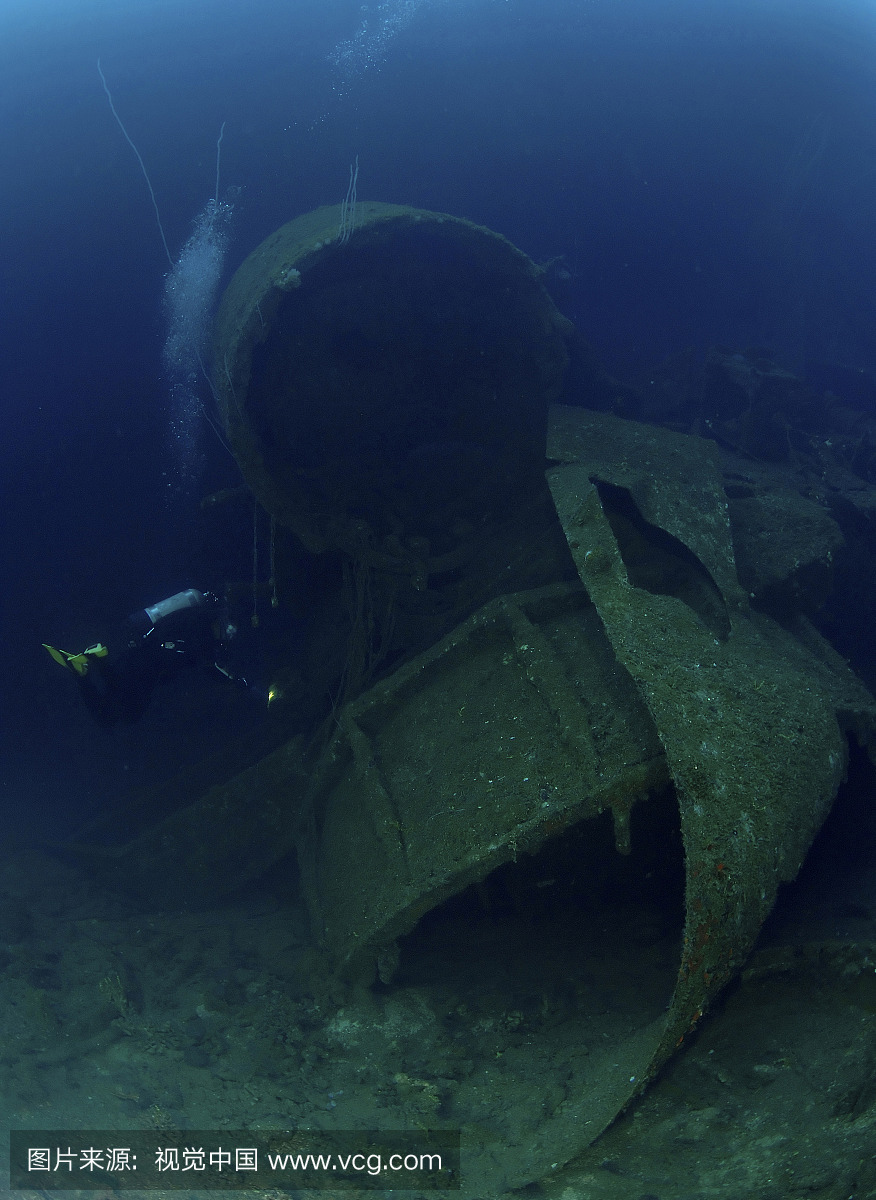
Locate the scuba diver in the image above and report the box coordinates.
[43,589,251,726]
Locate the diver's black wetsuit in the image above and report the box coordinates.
[78,591,224,726]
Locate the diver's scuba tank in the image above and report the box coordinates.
[144,589,206,625]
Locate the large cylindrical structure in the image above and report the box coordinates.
[213,202,572,564]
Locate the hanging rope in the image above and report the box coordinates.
[269,515,279,608]
[251,500,259,628]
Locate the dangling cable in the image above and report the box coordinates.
[269,515,279,608]
[250,496,258,628]
[97,59,173,268]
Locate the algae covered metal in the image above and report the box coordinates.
[545,405,875,1060]
[211,208,875,1185]
[297,581,670,979]
[295,410,875,1190]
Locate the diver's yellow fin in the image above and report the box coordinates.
[43,642,107,677]
[43,643,77,671]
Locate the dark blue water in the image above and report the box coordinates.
[2,0,876,837]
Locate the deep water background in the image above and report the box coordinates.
[2,0,876,841]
